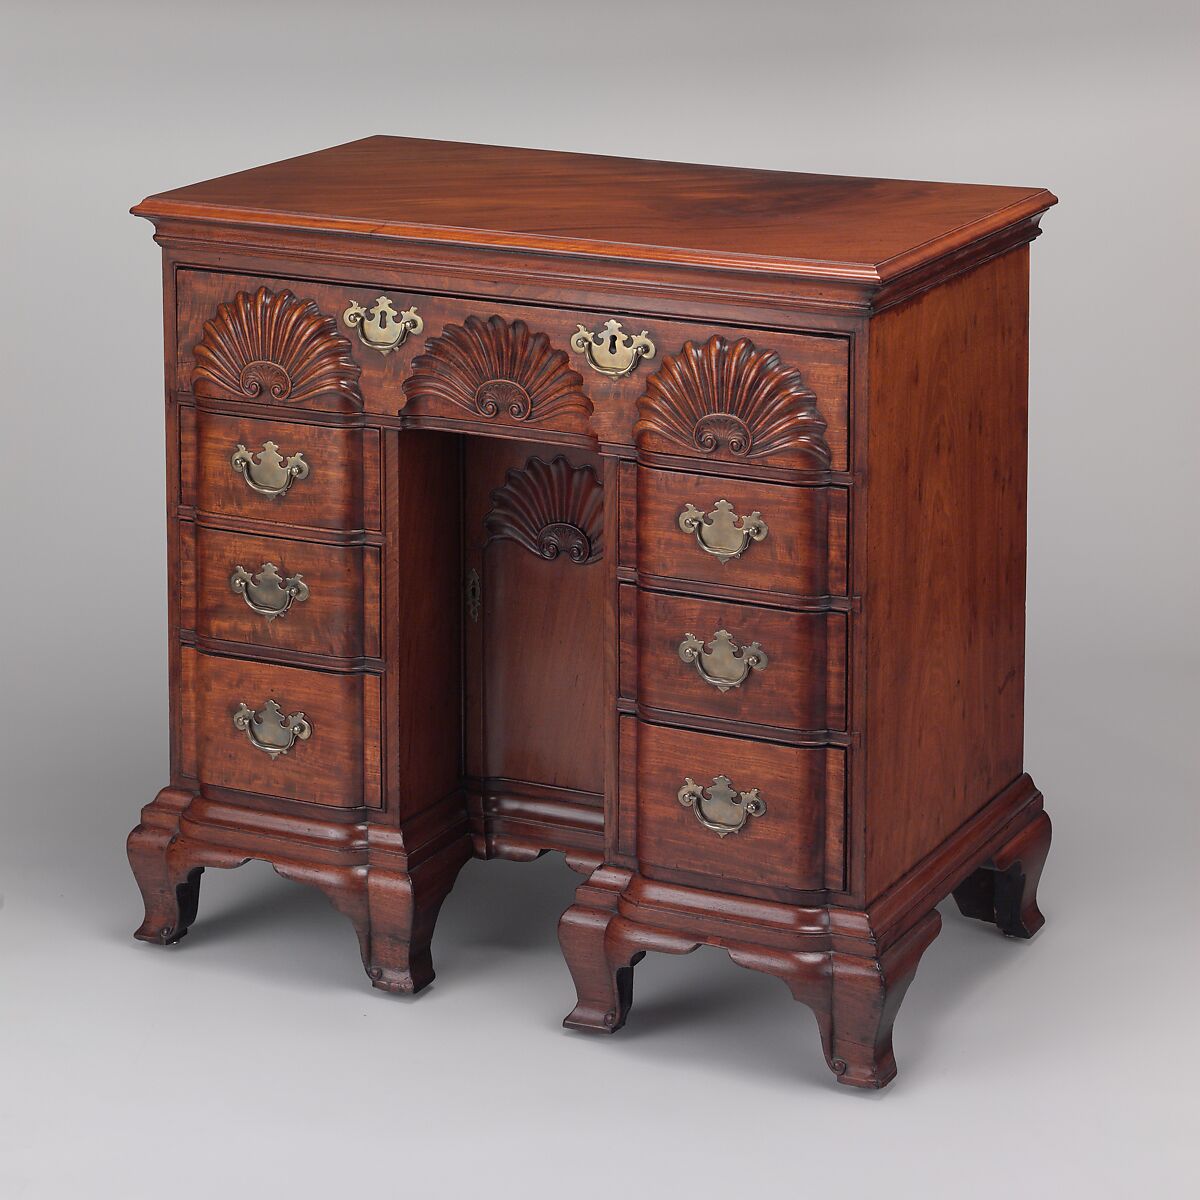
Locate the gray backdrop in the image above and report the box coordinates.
[2,1,1196,1196]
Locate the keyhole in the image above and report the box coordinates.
[608,333,618,355]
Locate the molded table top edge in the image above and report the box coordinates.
[132,136,1058,286]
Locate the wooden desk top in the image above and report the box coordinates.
[134,136,1055,284]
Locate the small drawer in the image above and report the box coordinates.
[633,722,842,893]
[190,410,376,532]
[192,526,378,660]
[637,467,846,600]
[195,655,381,808]
[628,588,845,732]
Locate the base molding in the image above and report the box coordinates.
[558,778,1051,1088]
[127,785,470,993]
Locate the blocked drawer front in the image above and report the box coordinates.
[637,467,846,601]
[191,525,377,660]
[189,410,374,532]
[634,722,843,893]
[629,587,845,733]
[195,655,380,809]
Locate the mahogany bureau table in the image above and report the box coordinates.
[128,136,1056,1089]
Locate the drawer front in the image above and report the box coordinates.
[191,410,372,532]
[176,270,850,467]
[192,526,376,660]
[630,588,844,732]
[195,655,380,808]
[634,722,841,892]
[638,467,846,600]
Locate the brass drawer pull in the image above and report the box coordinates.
[232,699,311,759]
[230,441,309,499]
[571,319,655,379]
[230,562,309,621]
[343,295,422,355]
[678,500,768,563]
[678,629,767,692]
[678,775,766,838]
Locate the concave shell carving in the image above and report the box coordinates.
[484,456,603,565]
[404,315,592,427]
[635,335,830,468]
[193,287,362,409]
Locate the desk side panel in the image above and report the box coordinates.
[862,249,1030,900]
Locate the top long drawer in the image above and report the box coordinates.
[175,270,851,472]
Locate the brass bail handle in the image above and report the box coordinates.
[230,562,309,621]
[677,775,766,837]
[232,699,311,759]
[343,296,423,355]
[571,319,655,379]
[678,630,768,692]
[677,500,768,563]
[230,441,309,500]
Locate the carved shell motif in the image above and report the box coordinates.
[403,316,592,428]
[635,335,830,468]
[484,456,603,565]
[193,287,362,409]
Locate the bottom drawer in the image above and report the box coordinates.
[632,721,843,892]
[195,654,381,808]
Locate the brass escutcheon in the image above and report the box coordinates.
[343,295,423,355]
[571,319,655,379]
[230,441,309,500]
[678,500,768,563]
[232,699,311,759]
[678,629,768,692]
[677,775,766,837]
[230,562,309,621]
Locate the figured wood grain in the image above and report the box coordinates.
[463,439,606,800]
[195,654,377,808]
[630,587,842,733]
[135,136,1055,285]
[194,411,368,532]
[193,525,373,659]
[175,270,851,467]
[131,139,1054,1088]
[862,250,1030,899]
[637,468,842,601]
[634,723,835,893]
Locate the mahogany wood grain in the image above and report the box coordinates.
[463,438,606,799]
[195,654,380,809]
[862,250,1030,900]
[130,138,1056,1089]
[633,723,837,894]
[175,269,850,466]
[193,410,370,533]
[190,524,376,660]
[629,586,844,733]
[135,136,1053,287]
[637,468,842,602]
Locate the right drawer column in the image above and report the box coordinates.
[559,330,856,1067]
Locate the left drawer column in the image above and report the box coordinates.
[127,282,469,993]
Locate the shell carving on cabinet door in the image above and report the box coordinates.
[403,315,593,432]
[634,335,831,469]
[484,456,604,565]
[192,287,363,410]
